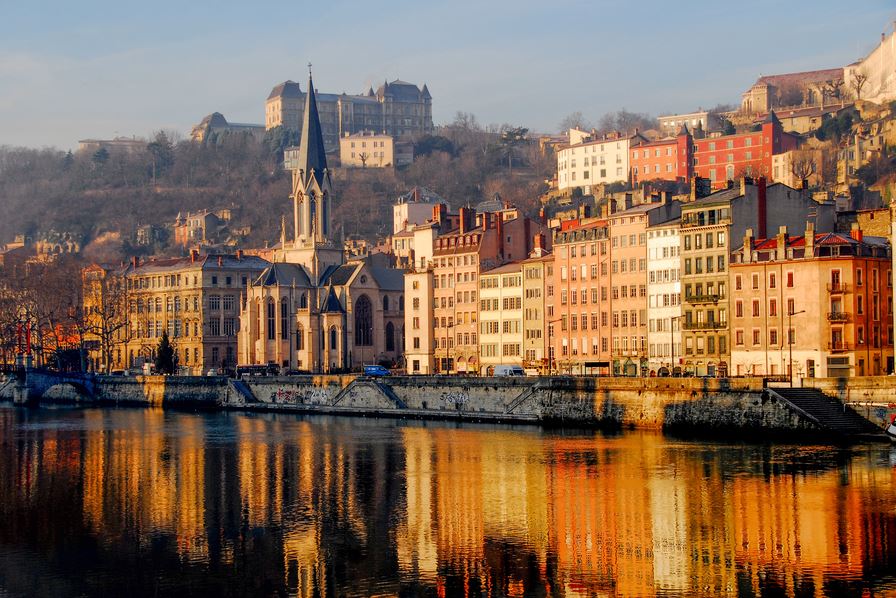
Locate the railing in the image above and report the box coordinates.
[827,341,850,352]
[683,321,726,330]
[685,294,721,305]
[826,282,848,293]
[826,312,850,322]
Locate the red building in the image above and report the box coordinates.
[630,112,798,189]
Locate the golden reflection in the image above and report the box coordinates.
[3,407,892,597]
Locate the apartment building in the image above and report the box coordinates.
[521,250,553,373]
[730,224,893,378]
[646,220,682,375]
[479,262,524,374]
[556,129,648,193]
[551,219,611,375]
[679,178,836,376]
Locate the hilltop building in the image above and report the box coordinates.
[265,77,433,150]
[190,112,265,143]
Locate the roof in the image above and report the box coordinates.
[253,263,311,287]
[130,254,269,275]
[742,232,889,252]
[320,263,359,287]
[397,186,443,204]
[683,186,744,208]
[482,262,523,275]
[268,80,303,100]
[369,266,404,291]
[752,68,843,88]
[320,287,344,313]
[376,79,425,102]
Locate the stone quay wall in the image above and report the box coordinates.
[803,376,896,427]
[18,372,828,434]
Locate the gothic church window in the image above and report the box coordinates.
[355,295,373,346]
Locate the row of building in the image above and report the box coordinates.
[79,71,895,381]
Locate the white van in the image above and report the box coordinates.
[493,365,525,377]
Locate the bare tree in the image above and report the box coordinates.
[82,265,131,372]
[790,149,817,184]
[558,112,592,133]
[850,70,869,100]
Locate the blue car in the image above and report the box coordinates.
[363,365,391,377]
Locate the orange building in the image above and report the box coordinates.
[729,223,893,378]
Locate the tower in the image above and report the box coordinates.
[279,66,343,278]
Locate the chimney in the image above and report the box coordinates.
[757,177,767,239]
[236,249,243,261]
[624,193,633,210]
[217,255,223,267]
[743,228,754,262]
[534,233,545,252]
[190,248,199,263]
[776,225,788,261]
[850,222,864,242]
[458,207,470,234]
[805,221,815,256]
[496,214,505,258]
[131,256,139,269]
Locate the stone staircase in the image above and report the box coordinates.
[771,387,886,439]
[227,378,257,406]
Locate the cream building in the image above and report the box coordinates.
[479,262,524,374]
[339,131,395,168]
[844,24,896,105]
[521,251,552,373]
[646,220,682,374]
[556,129,647,194]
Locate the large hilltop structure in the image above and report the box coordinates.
[265,75,433,150]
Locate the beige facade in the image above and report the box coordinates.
[729,224,893,378]
[121,253,269,374]
[339,131,395,168]
[479,263,524,374]
[405,270,435,374]
[556,130,646,193]
[844,24,896,105]
[521,253,552,372]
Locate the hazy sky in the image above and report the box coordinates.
[2,0,894,150]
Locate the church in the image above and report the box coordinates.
[238,71,405,373]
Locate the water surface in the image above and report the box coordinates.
[0,405,894,597]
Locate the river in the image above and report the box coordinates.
[0,405,893,597]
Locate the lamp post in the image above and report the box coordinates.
[788,308,806,387]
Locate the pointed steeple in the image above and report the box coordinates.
[763,109,781,126]
[297,69,329,189]
[421,83,431,99]
[677,122,690,137]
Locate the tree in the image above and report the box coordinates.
[498,126,528,175]
[850,70,869,100]
[558,112,591,133]
[146,131,175,184]
[83,266,131,372]
[597,109,656,135]
[92,147,109,167]
[155,331,175,375]
[789,149,817,186]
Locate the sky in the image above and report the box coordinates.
[1,0,894,150]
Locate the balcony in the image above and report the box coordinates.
[826,312,850,322]
[826,282,848,294]
[683,321,727,331]
[685,293,721,305]
[827,341,850,352]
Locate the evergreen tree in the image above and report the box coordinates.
[155,331,175,375]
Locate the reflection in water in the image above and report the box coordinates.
[0,406,893,597]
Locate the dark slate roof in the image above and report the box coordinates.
[677,122,690,136]
[762,109,781,125]
[320,287,344,313]
[320,263,359,287]
[253,263,311,287]
[397,186,443,204]
[268,80,303,100]
[377,80,424,102]
[133,254,269,275]
[369,267,404,291]
[296,73,329,188]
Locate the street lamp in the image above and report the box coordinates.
[788,308,806,387]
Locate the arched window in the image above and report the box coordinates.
[398,295,404,311]
[383,295,390,311]
[267,300,275,340]
[355,295,373,346]
[329,326,338,350]
[299,292,308,309]
[296,323,304,350]
[385,322,395,352]
[280,299,289,340]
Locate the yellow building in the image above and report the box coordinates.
[339,131,412,168]
[479,262,524,374]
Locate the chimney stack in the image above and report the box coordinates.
[850,222,864,242]
[236,249,243,261]
[496,214,505,258]
[217,255,223,267]
[743,228,754,263]
[757,177,767,239]
[190,249,199,263]
[776,225,788,261]
[131,256,139,269]
[805,221,815,256]
[458,207,470,234]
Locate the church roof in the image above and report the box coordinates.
[268,80,303,100]
[295,73,330,189]
[320,263,359,287]
[369,266,404,291]
[253,262,311,287]
[320,286,344,313]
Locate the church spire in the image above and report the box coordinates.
[297,68,329,188]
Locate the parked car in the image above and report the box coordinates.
[493,365,526,377]
[363,365,391,377]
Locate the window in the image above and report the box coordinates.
[266,301,275,340]
[355,295,373,346]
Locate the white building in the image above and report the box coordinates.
[556,129,647,194]
[646,219,682,374]
[479,262,524,374]
[844,24,896,105]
